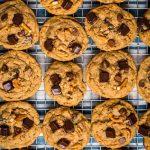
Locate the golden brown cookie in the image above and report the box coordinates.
[97,0,125,3]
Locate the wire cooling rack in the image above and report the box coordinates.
[0,0,150,149]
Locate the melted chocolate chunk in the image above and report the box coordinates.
[49,120,60,133]
[105,127,116,138]
[3,80,14,92]
[1,13,8,21]
[44,38,53,51]
[51,85,61,95]
[117,13,123,22]
[13,68,20,79]
[7,34,18,45]
[119,108,127,116]
[139,79,145,87]
[61,0,73,10]
[66,72,74,81]
[50,74,61,85]
[63,119,74,133]
[14,126,21,135]
[118,23,130,36]
[70,43,82,54]
[108,39,115,47]
[114,73,122,82]
[0,124,10,136]
[139,124,150,136]
[119,137,126,144]
[127,113,137,126]
[118,59,129,70]
[23,117,34,129]
[86,12,98,24]
[101,60,110,69]
[1,64,8,72]
[18,30,25,37]
[100,71,109,82]
[13,13,23,26]
[57,138,70,148]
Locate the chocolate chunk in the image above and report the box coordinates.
[118,59,129,70]
[86,12,98,24]
[100,71,109,82]
[139,124,150,136]
[3,80,14,92]
[63,119,74,133]
[139,79,145,87]
[101,60,110,68]
[114,73,122,82]
[117,13,123,22]
[57,138,70,148]
[13,68,20,79]
[50,74,61,85]
[66,72,74,81]
[105,127,116,138]
[61,0,73,10]
[118,23,130,36]
[1,64,8,72]
[7,34,18,45]
[1,13,8,21]
[13,13,23,26]
[51,85,61,95]
[44,38,53,51]
[119,108,127,116]
[0,125,10,136]
[23,117,34,129]
[49,120,60,133]
[70,43,82,54]
[119,137,126,144]
[127,113,137,126]
[14,126,21,135]
[108,39,115,47]
[18,30,25,37]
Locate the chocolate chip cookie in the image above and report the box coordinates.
[138,9,150,46]
[40,0,83,15]
[92,99,138,148]
[40,16,88,61]
[139,110,150,150]
[97,0,125,3]
[86,51,137,98]
[0,51,42,101]
[0,0,39,50]
[42,106,90,150]
[0,101,41,149]
[85,4,137,51]
[137,56,150,103]
[44,61,86,106]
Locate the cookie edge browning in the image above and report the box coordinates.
[84,4,137,51]
[91,99,139,149]
[0,0,39,50]
[97,0,125,3]
[137,56,150,103]
[0,50,42,101]
[40,0,83,15]
[0,101,41,149]
[40,16,88,61]
[44,61,86,106]
[85,50,137,98]
[42,106,91,150]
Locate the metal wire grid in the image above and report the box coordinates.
[0,0,150,149]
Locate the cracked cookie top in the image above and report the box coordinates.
[0,102,41,149]
[92,99,138,149]
[40,0,83,15]
[85,4,137,51]
[40,16,88,61]
[44,61,86,106]
[42,107,90,150]
[0,51,42,101]
[86,51,137,98]
[137,56,150,103]
[0,0,39,50]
